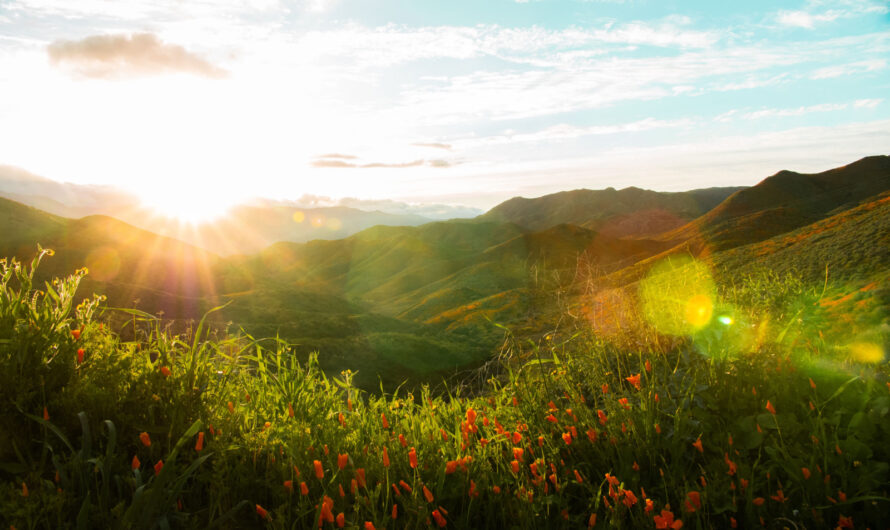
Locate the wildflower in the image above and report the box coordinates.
[466,408,477,424]
[493,485,501,494]
[654,509,682,529]
[562,432,572,445]
[195,432,204,452]
[284,480,293,491]
[645,498,654,514]
[655,424,661,434]
[355,468,366,487]
[771,489,786,503]
[288,403,295,418]
[837,515,853,528]
[513,447,524,460]
[597,410,607,425]
[740,478,748,490]
[588,513,597,527]
[625,373,641,390]
[300,481,309,495]
[154,460,164,475]
[364,523,376,530]
[645,359,652,372]
[392,504,398,519]
[263,421,271,431]
[685,491,701,512]
[838,490,847,502]
[445,460,457,474]
[602,383,609,394]
[633,461,640,471]
[587,428,598,442]
[382,446,390,468]
[255,504,268,519]
[618,397,630,409]
[338,453,348,470]
[71,329,81,340]
[77,348,84,364]
[336,513,345,528]
[320,496,335,524]
[432,509,447,527]
[511,460,520,473]
[22,482,28,497]
[139,432,151,447]
[468,479,478,497]
[692,438,703,453]
[545,413,558,423]
[724,453,736,476]
[752,497,765,506]
[160,366,172,377]
[381,413,390,429]
[398,433,407,447]
[398,480,412,494]
[622,489,638,507]
[408,447,418,468]
[512,431,522,444]
[227,401,235,414]
[132,455,141,469]
[43,407,49,421]
[313,460,323,479]
[423,484,434,503]
[802,467,811,479]
[765,401,776,415]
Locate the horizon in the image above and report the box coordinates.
[1,1,888,220]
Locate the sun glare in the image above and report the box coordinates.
[138,189,237,225]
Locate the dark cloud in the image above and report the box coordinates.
[413,142,452,150]
[47,33,227,79]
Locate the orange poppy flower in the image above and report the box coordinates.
[771,489,786,503]
[139,432,151,447]
[588,513,597,528]
[356,468,366,487]
[802,467,811,479]
[77,348,84,364]
[597,410,608,425]
[154,460,164,475]
[654,509,682,529]
[159,366,171,377]
[284,480,293,491]
[466,408,477,424]
[131,455,141,470]
[313,460,324,479]
[625,373,641,390]
[752,497,765,506]
[692,438,703,453]
[336,513,345,528]
[765,401,776,415]
[255,504,268,519]
[545,414,558,423]
[423,485,434,503]
[227,401,235,414]
[22,482,28,497]
[686,490,701,511]
[383,446,390,468]
[408,447,418,468]
[71,329,81,340]
[645,359,652,372]
[300,481,309,495]
[195,432,204,452]
[432,509,447,527]
[445,460,457,474]
[381,413,390,429]
[364,522,376,530]
[512,431,522,444]
[288,403,295,418]
[392,503,398,519]
[574,469,583,483]
[43,407,49,421]
[562,432,572,445]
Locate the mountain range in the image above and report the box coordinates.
[1,155,887,389]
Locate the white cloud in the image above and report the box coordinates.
[742,102,849,120]
[777,10,842,28]
[854,98,883,109]
[810,59,886,79]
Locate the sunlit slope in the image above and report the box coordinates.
[480,185,743,237]
[660,155,890,252]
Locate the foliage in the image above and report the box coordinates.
[0,252,888,529]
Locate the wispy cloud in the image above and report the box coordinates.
[413,143,452,150]
[311,157,452,169]
[810,59,886,79]
[47,33,227,79]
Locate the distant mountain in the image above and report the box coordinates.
[480,185,744,237]
[0,166,438,255]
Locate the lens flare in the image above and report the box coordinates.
[293,211,306,223]
[848,342,884,364]
[718,315,733,325]
[640,256,716,336]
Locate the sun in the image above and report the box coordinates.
[138,188,238,225]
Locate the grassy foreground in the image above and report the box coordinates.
[1,249,888,529]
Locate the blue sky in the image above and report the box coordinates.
[0,0,887,217]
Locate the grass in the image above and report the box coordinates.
[1,248,888,529]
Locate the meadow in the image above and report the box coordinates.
[1,248,888,529]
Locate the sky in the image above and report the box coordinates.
[0,0,888,217]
